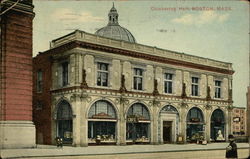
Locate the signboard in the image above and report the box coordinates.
[233,117,240,122]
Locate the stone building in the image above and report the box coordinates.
[0,0,35,148]
[33,4,234,146]
[232,107,246,136]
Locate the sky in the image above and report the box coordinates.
[33,0,249,108]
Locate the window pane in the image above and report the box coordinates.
[62,62,68,86]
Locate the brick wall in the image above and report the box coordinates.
[0,10,33,121]
[33,53,52,144]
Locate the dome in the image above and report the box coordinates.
[95,25,136,43]
[95,3,136,43]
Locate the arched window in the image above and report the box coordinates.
[211,109,225,141]
[88,100,117,144]
[187,107,204,123]
[186,107,204,143]
[126,103,150,143]
[57,100,72,120]
[88,100,116,119]
[56,100,73,143]
[127,103,150,120]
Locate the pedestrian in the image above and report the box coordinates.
[225,134,238,159]
[55,137,63,148]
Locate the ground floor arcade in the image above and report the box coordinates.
[49,92,232,147]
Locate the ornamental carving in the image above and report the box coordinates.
[180,101,188,108]
[117,96,129,104]
[205,104,212,110]
[152,79,159,96]
[181,83,187,98]
[227,105,233,111]
[149,99,160,107]
[206,86,211,101]
[119,74,127,93]
[81,69,88,88]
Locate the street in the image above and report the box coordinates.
[18,149,249,159]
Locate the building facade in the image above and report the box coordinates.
[232,107,246,136]
[0,0,35,148]
[33,5,234,146]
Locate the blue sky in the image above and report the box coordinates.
[33,0,249,107]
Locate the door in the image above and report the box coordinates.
[163,121,172,143]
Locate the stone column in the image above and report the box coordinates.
[151,99,160,144]
[71,94,81,146]
[80,98,88,147]
[180,103,188,142]
[226,107,233,140]
[205,107,211,142]
[119,96,127,145]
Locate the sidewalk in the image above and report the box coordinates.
[0,143,249,159]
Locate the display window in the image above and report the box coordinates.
[126,103,150,143]
[88,100,117,144]
[210,109,225,142]
[186,107,204,143]
[56,100,73,143]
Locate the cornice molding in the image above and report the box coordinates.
[42,41,234,75]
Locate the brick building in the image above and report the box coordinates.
[33,4,234,146]
[232,107,246,136]
[0,0,35,148]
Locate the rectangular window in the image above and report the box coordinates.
[37,70,43,92]
[191,77,199,96]
[97,62,109,87]
[215,80,221,98]
[133,68,143,90]
[164,73,173,94]
[62,62,69,86]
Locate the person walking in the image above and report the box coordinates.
[226,134,238,159]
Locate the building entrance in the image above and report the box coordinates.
[163,121,172,143]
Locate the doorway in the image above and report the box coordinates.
[163,121,172,143]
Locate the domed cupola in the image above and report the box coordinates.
[95,3,136,43]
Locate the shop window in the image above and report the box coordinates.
[37,70,43,92]
[164,73,173,94]
[62,62,69,86]
[133,68,143,90]
[191,77,199,96]
[210,109,225,142]
[215,80,222,98]
[88,121,116,142]
[126,103,150,142]
[97,62,109,87]
[186,107,204,142]
[88,100,117,143]
[56,100,73,143]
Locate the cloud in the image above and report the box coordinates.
[51,8,104,23]
[172,11,229,26]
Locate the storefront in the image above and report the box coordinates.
[126,103,150,144]
[88,100,117,145]
[159,105,179,143]
[186,107,205,143]
[210,109,225,142]
[56,100,73,144]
